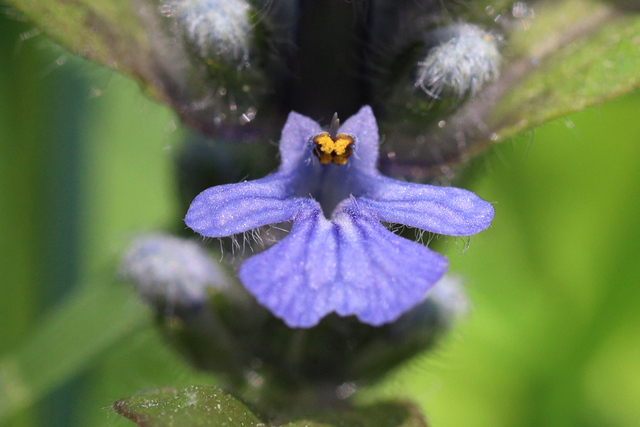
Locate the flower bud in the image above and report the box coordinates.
[415,23,501,99]
[390,274,468,338]
[169,0,253,66]
[119,233,230,312]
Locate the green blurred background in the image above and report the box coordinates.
[2,11,640,427]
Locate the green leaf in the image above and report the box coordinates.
[372,91,640,427]
[5,0,153,84]
[491,0,640,141]
[5,0,267,137]
[113,386,265,427]
[282,423,331,427]
[0,281,150,423]
[380,0,640,179]
[114,388,428,427]
[282,401,428,427]
[10,0,640,169]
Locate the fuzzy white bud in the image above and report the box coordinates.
[168,0,253,66]
[120,234,229,309]
[425,274,469,320]
[415,23,501,99]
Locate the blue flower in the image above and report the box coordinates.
[185,106,493,328]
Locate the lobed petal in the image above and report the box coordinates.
[238,200,338,327]
[337,105,380,172]
[278,111,323,173]
[185,174,301,237]
[185,110,322,238]
[239,200,448,328]
[331,201,448,325]
[358,175,495,236]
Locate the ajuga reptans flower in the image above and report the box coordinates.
[186,106,493,328]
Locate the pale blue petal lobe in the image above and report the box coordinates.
[239,200,448,328]
[279,112,323,172]
[359,175,494,236]
[185,175,300,237]
[332,202,448,325]
[239,200,338,327]
[337,106,379,172]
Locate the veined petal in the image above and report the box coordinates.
[337,105,379,172]
[357,175,495,236]
[238,200,338,327]
[185,174,301,237]
[238,199,448,327]
[332,201,448,325]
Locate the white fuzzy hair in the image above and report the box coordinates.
[415,23,501,99]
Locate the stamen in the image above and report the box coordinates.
[313,132,354,165]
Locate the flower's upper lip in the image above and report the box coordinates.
[185,106,494,327]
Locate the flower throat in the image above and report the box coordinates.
[309,114,356,217]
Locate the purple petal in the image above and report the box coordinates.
[332,202,448,325]
[185,174,301,237]
[239,200,448,327]
[185,110,322,238]
[357,175,494,236]
[279,111,323,173]
[238,200,338,327]
[337,106,380,172]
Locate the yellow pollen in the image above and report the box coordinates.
[313,132,354,165]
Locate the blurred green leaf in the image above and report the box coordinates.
[4,0,153,85]
[11,0,640,163]
[491,0,640,141]
[282,423,330,427]
[282,401,428,427]
[382,0,640,179]
[0,282,149,423]
[113,386,264,427]
[4,0,265,137]
[365,92,640,427]
[0,15,45,427]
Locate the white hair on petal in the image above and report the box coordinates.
[415,23,501,99]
